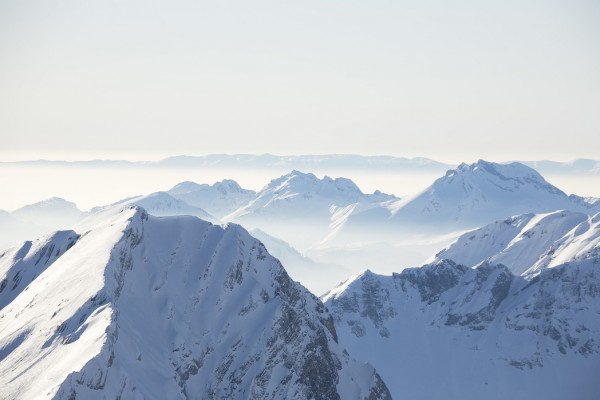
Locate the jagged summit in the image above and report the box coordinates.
[228,170,395,220]
[260,170,364,201]
[224,171,397,251]
[0,207,390,400]
[324,254,600,399]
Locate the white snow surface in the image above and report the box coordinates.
[90,191,219,224]
[389,160,599,226]
[167,179,256,219]
[224,170,397,251]
[323,256,600,400]
[0,207,390,400]
[432,210,600,276]
[336,160,600,244]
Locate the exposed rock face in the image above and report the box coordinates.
[324,258,600,400]
[0,207,390,400]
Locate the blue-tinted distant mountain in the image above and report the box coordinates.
[3,155,600,176]
[0,154,452,172]
[13,197,84,229]
[157,154,452,171]
[0,198,84,251]
[167,179,256,218]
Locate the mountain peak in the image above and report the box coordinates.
[265,170,364,199]
[451,160,546,181]
[0,208,391,399]
[14,197,80,213]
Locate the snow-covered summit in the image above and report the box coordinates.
[228,170,396,219]
[90,191,219,224]
[167,179,256,218]
[386,160,599,230]
[224,171,397,250]
[0,207,390,399]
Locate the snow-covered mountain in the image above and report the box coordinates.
[12,197,84,229]
[0,207,390,399]
[0,198,84,251]
[388,160,598,229]
[167,180,256,219]
[225,170,397,250]
[431,210,600,275]
[323,256,600,400]
[90,192,219,224]
[250,229,351,296]
[328,160,600,257]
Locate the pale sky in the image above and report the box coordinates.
[1,0,599,164]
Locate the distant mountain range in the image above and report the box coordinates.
[2,158,600,399]
[2,159,600,280]
[2,154,600,175]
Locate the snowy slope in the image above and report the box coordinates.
[388,160,598,228]
[225,170,397,250]
[0,207,390,400]
[168,180,256,219]
[431,211,600,276]
[323,258,600,400]
[430,210,590,275]
[90,192,219,224]
[334,160,600,246]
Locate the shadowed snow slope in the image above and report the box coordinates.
[0,207,390,400]
[323,258,600,400]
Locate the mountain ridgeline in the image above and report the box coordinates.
[1,159,600,399]
[0,207,390,399]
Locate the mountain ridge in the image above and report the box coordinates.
[0,207,391,399]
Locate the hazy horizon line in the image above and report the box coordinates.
[1,153,599,165]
